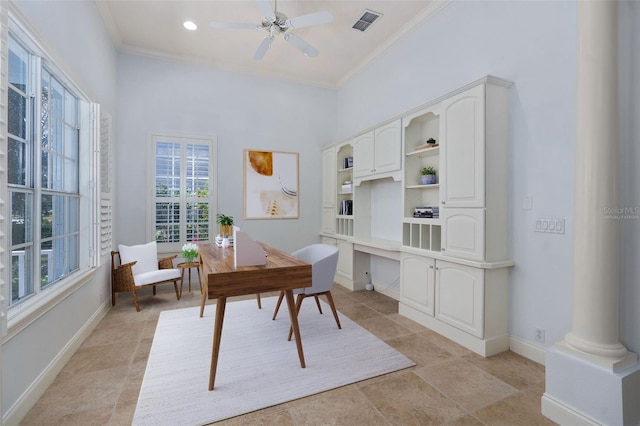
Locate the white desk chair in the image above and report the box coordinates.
[272,243,341,340]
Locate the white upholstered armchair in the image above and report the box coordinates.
[111,241,181,311]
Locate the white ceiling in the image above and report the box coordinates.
[97,0,448,88]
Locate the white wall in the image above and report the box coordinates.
[2,0,118,419]
[619,1,640,354]
[116,54,337,254]
[336,1,580,352]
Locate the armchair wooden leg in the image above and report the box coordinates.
[111,285,116,306]
[314,295,323,314]
[325,291,342,330]
[152,285,157,296]
[132,287,141,312]
[288,293,306,341]
[256,293,262,309]
[173,280,180,300]
[272,291,285,320]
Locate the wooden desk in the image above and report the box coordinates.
[198,242,311,391]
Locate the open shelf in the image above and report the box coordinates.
[336,216,354,237]
[402,220,442,252]
[406,184,440,190]
[403,108,441,221]
[406,146,440,158]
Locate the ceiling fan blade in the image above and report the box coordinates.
[287,11,333,29]
[283,33,318,58]
[256,0,276,22]
[210,21,261,30]
[253,36,273,60]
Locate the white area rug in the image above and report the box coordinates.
[133,297,415,425]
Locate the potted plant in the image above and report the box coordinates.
[216,213,234,238]
[420,166,437,185]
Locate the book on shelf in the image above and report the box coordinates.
[339,199,353,215]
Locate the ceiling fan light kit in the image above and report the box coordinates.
[210,0,333,60]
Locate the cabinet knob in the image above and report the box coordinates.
[441,248,446,251]
[429,266,434,269]
[441,201,446,204]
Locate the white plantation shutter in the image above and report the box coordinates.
[99,112,112,257]
[100,113,112,194]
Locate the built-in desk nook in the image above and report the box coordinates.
[321,76,514,357]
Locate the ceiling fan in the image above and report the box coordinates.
[210,0,333,60]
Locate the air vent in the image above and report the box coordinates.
[352,9,382,32]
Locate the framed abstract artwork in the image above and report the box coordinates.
[243,150,299,219]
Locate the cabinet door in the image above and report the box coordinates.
[353,131,374,178]
[322,207,335,234]
[322,147,336,208]
[374,120,402,174]
[441,208,485,261]
[435,260,484,338]
[441,84,485,208]
[400,254,435,316]
[336,240,354,280]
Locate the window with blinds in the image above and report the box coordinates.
[150,134,216,251]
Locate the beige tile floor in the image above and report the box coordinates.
[22,282,556,425]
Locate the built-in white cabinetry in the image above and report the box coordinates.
[440,84,485,208]
[438,78,510,262]
[322,147,336,208]
[321,236,368,291]
[322,147,337,234]
[353,120,402,183]
[402,107,442,252]
[400,254,435,316]
[320,76,513,358]
[353,131,373,178]
[336,239,354,282]
[322,144,354,237]
[322,208,335,234]
[440,208,485,261]
[435,260,484,337]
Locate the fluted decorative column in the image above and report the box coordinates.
[543,2,640,424]
[562,0,632,365]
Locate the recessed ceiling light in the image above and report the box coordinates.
[183,21,198,31]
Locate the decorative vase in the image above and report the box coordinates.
[421,174,436,185]
[220,225,232,238]
[222,237,230,248]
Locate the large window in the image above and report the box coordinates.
[7,32,90,308]
[151,135,216,251]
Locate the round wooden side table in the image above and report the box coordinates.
[177,261,202,298]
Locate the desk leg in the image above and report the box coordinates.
[209,296,227,391]
[199,278,208,318]
[285,289,306,369]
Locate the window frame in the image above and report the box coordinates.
[147,133,217,254]
[4,12,100,328]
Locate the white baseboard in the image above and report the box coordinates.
[509,335,546,365]
[541,394,600,426]
[3,301,110,425]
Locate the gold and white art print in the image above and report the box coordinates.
[243,150,299,219]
